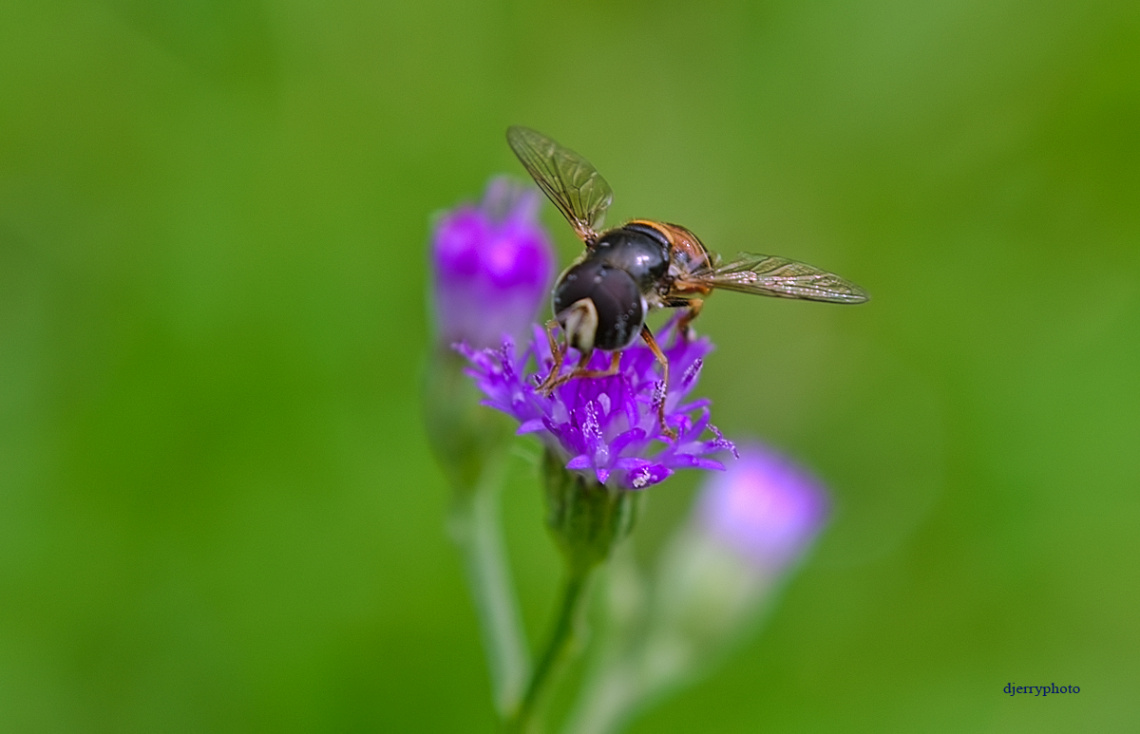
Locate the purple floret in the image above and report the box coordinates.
[459,318,737,490]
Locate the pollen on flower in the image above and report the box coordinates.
[680,357,703,392]
[459,317,735,490]
[651,380,667,412]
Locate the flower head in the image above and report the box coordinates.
[459,317,736,490]
[696,443,830,571]
[430,176,555,350]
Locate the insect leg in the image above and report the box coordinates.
[570,351,622,380]
[639,325,677,440]
[539,351,621,396]
[676,299,704,339]
[664,275,711,341]
[537,320,567,395]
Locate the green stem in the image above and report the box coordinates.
[450,473,530,716]
[508,564,595,734]
[562,661,641,734]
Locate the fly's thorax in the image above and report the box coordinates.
[629,219,713,278]
[592,225,671,293]
[552,259,645,353]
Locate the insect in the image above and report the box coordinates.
[506,125,868,438]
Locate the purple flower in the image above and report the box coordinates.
[431,176,555,350]
[696,443,829,571]
[459,317,736,490]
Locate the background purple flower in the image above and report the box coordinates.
[570,441,831,728]
[460,318,736,490]
[431,176,554,349]
[697,443,830,571]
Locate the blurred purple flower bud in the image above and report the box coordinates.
[431,176,555,350]
[697,443,830,572]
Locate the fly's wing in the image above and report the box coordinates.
[506,126,614,246]
[690,253,869,303]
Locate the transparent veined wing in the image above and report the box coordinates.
[506,126,614,246]
[690,253,869,303]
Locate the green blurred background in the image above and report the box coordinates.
[2,0,1137,731]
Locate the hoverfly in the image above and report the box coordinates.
[506,126,868,438]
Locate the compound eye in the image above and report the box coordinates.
[588,275,643,351]
[553,261,643,352]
